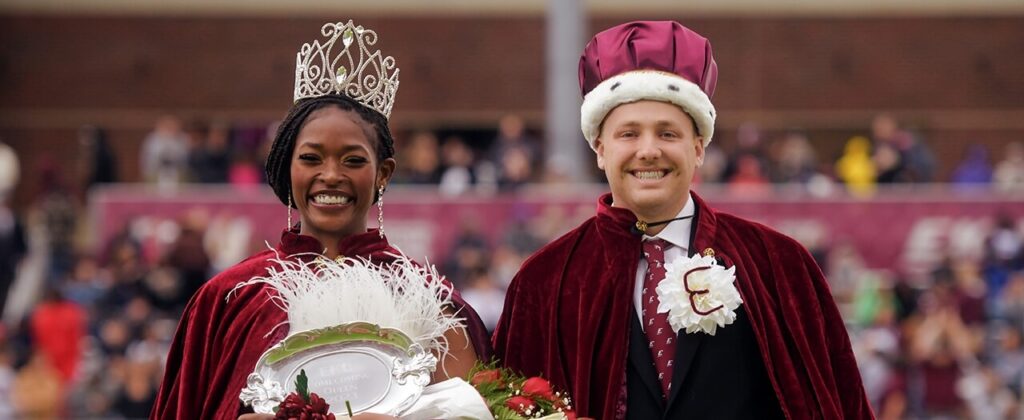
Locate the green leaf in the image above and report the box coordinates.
[296,369,310,402]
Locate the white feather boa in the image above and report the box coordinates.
[230,251,464,359]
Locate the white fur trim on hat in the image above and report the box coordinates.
[580,70,716,151]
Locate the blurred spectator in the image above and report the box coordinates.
[988,323,1024,397]
[698,143,727,183]
[76,125,118,189]
[188,120,231,183]
[827,242,870,313]
[438,136,478,196]
[488,115,539,173]
[114,321,169,418]
[987,214,1024,271]
[442,218,489,288]
[951,145,993,186]
[228,150,263,188]
[951,260,987,328]
[0,195,27,317]
[994,141,1024,193]
[112,360,158,418]
[257,121,279,180]
[852,271,890,327]
[994,272,1024,330]
[871,114,936,183]
[873,141,906,184]
[29,288,86,385]
[459,268,505,332]
[957,365,1017,420]
[10,353,61,418]
[0,140,19,197]
[854,299,900,410]
[723,122,768,183]
[165,208,211,304]
[141,265,185,314]
[836,136,876,196]
[498,147,533,191]
[31,158,78,283]
[492,214,545,289]
[489,115,540,190]
[98,233,147,316]
[0,343,14,418]
[726,155,771,195]
[60,255,109,311]
[490,245,525,290]
[395,131,442,184]
[769,131,819,184]
[140,115,189,186]
[98,318,132,358]
[908,288,973,418]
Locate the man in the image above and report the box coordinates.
[494,21,872,419]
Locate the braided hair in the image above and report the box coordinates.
[265,94,395,208]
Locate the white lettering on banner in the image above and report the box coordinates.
[948,218,990,261]
[384,221,433,264]
[902,217,951,276]
[902,217,991,277]
[775,220,828,250]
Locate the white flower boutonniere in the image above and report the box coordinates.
[655,253,742,336]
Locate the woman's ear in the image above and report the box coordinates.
[377,157,397,188]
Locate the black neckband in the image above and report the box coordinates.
[630,215,694,235]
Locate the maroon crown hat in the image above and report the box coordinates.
[578,21,719,150]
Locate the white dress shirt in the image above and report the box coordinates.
[633,195,695,327]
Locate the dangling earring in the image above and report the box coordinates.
[287,191,294,230]
[377,185,385,238]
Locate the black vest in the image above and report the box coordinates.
[626,305,785,419]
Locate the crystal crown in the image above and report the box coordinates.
[294,21,400,119]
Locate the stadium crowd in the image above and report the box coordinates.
[0,112,1022,418]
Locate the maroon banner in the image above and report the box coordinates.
[89,185,1024,277]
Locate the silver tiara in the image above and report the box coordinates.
[294,21,400,119]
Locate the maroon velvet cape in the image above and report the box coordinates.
[493,193,872,419]
[152,229,492,420]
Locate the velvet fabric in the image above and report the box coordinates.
[152,228,492,420]
[493,192,872,419]
[578,21,718,99]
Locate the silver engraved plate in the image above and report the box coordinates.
[240,322,437,416]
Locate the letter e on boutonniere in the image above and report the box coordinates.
[655,252,742,335]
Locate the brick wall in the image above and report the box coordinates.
[1,14,1022,207]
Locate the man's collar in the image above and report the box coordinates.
[643,194,694,250]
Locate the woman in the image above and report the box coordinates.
[152,21,491,419]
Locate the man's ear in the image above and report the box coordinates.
[694,137,705,168]
[595,138,606,170]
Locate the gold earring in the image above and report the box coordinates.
[377,185,385,238]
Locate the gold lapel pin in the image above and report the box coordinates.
[702,247,716,257]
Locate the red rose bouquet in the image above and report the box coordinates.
[468,362,576,420]
[274,370,338,420]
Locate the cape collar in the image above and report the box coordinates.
[641,195,694,251]
[277,227,392,258]
[595,191,718,254]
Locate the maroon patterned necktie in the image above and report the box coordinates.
[641,238,676,399]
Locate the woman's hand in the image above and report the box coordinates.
[351,414,400,420]
[239,413,398,420]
